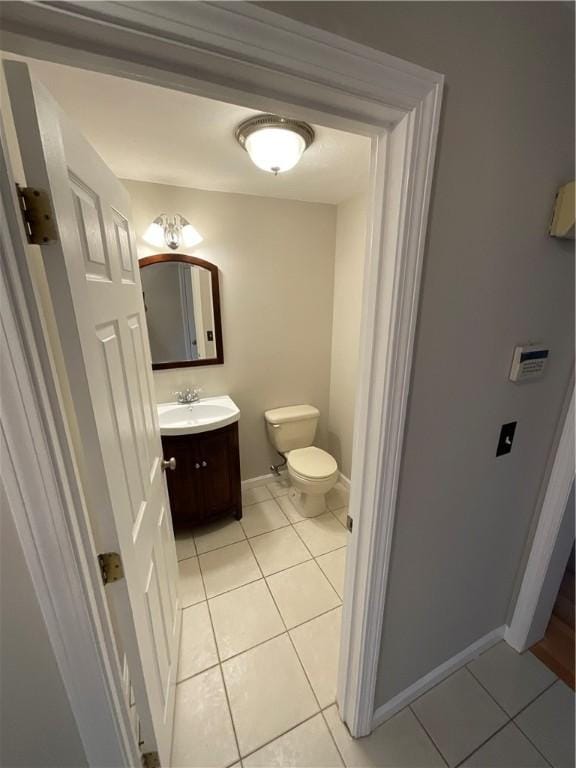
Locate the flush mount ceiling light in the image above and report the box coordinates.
[235,114,315,175]
[143,214,203,251]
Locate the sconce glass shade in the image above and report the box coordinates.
[143,214,203,251]
[181,223,203,248]
[236,115,315,175]
[143,220,166,249]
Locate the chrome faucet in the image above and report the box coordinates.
[175,386,202,404]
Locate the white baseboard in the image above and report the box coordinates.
[241,471,285,489]
[371,626,505,730]
[339,473,351,489]
[243,470,349,491]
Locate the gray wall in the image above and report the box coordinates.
[263,1,575,706]
[0,488,87,768]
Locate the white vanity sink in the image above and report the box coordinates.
[157,396,240,436]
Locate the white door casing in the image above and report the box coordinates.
[506,387,575,651]
[4,60,180,763]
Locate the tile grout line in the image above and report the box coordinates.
[318,707,347,767]
[177,486,564,768]
[177,499,348,562]
[453,716,554,768]
[502,676,558,721]
[178,600,343,684]
[464,656,558,720]
[407,660,559,768]
[239,531,328,758]
[461,663,513,719]
[244,532,332,732]
[407,703,450,767]
[402,656,502,725]
[201,561,244,767]
[465,657,560,752]
[451,717,513,768]
[505,679,559,768]
[240,711,324,764]
[241,693,383,768]
[186,537,244,766]
[406,664,511,768]
[176,483,350,763]
[179,540,347,582]
[181,548,344,623]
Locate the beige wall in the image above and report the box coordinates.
[327,194,367,479]
[124,180,336,479]
[0,487,87,768]
[264,1,575,707]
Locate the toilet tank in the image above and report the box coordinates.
[264,405,319,453]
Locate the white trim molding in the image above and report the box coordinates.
[505,388,575,652]
[0,0,443,740]
[372,627,505,729]
[339,473,352,490]
[241,472,283,490]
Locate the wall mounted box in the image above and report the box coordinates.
[509,345,549,382]
[549,181,575,239]
[161,423,242,529]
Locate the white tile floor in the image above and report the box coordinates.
[172,479,575,768]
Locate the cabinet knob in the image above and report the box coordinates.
[195,463,201,469]
[161,457,176,471]
[202,461,208,468]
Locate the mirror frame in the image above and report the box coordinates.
[139,253,224,369]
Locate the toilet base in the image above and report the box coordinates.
[289,487,326,518]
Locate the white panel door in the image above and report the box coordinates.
[4,61,180,764]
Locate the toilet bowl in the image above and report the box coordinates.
[263,404,339,518]
[287,446,339,517]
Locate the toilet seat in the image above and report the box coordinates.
[287,446,338,481]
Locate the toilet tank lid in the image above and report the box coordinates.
[264,405,319,424]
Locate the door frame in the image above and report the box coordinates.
[505,385,575,651]
[0,1,444,742]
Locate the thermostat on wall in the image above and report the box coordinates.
[509,345,549,382]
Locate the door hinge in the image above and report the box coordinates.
[16,184,58,245]
[346,514,353,533]
[97,552,124,585]
[142,751,160,768]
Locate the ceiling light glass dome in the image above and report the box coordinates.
[236,114,315,175]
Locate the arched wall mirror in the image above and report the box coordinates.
[139,254,223,369]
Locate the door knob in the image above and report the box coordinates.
[161,457,176,471]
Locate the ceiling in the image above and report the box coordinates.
[4,55,371,205]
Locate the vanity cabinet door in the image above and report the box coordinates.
[161,423,241,529]
[161,434,204,527]
[197,424,242,521]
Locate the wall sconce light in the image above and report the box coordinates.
[143,213,203,250]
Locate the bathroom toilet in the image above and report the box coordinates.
[264,404,339,517]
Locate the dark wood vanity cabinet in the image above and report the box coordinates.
[162,422,242,529]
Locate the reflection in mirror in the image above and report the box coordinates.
[139,255,223,368]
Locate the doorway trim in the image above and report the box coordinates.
[0,1,443,741]
[505,386,575,651]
